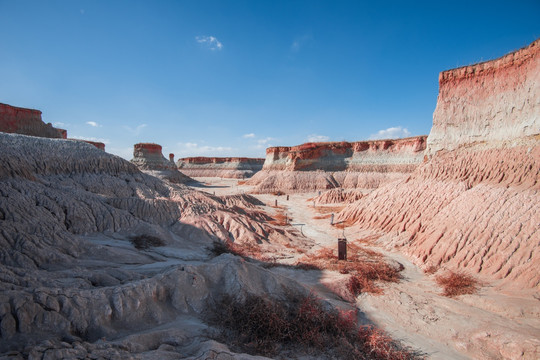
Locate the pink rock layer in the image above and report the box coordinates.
[76,140,105,151]
[336,38,540,290]
[427,39,539,156]
[263,136,427,172]
[0,103,66,139]
[177,157,265,179]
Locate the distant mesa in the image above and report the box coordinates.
[131,142,193,183]
[247,136,427,193]
[0,102,66,139]
[177,156,265,179]
[74,140,106,151]
[263,136,427,172]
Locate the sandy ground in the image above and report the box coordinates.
[189,177,540,360]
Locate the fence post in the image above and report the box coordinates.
[338,238,347,260]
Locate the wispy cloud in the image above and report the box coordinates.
[53,122,66,127]
[368,126,411,140]
[123,124,147,136]
[255,137,276,149]
[307,134,330,142]
[175,142,233,156]
[291,34,313,52]
[195,35,223,51]
[242,133,256,139]
[86,121,101,127]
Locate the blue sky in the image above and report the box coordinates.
[1,1,538,159]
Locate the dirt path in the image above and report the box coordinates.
[190,178,540,359]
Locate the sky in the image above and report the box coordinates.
[1,1,539,160]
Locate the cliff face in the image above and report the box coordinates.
[264,136,427,172]
[131,143,192,183]
[427,39,539,156]
[337,39,540,290]
[0,103,66,139]
[177,157,265,178]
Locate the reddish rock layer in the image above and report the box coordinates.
[77,140,105,151]
[427,39,539,156]
[264,136,427,172]
[0,103,66,139]
[336,39,540,290]
[177,157,265,179]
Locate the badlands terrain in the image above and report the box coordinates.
[0,39,539,360]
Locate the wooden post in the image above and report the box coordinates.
[275,199,277,207]
[338,238,347,260]
[331,213,334,225]
[286,195,289,201]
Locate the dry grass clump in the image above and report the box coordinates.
[270,211,289,226]
[130,234,165,250]
[313,213,332,220]
[296,244,401,296]
[237,180,247,185]
[207,293,418,359]
[436,271,478,297]
[311,205,346,214]
[209,240,264,259]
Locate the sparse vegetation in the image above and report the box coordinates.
[207,292,419,359]
[296,244,402,296]
[130,234,165,250]
[270,210,289,226]
[436,271,478,297]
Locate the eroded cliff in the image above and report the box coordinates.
[248,137,426,193]
[337,39,540,290]
[0,103,66,139]
[131,143,193,184]
[177,157,264,179]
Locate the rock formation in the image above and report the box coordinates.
[0,133,311,358]
[176,157,265,179]
[0,102,67,139]
[263,137,427,172]
[248,137,426,193]
[74,139,106,150]
[131,143,193,184]
[337,38,540,290]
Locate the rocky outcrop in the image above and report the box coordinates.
[264,137,427,172]
[72,139,106,150]
[337,39,540,290]
[176,157,265,179]
[426,39,539,156]
[0,103,66,139]
[247,137,426,193]
[0,133,311,357]
[131,143,193,184]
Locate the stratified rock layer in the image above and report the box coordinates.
[177,157,265,179]
[264,137,427,172]
[0,103,66,139]
[131,143,193,184]
[337,39,540,290]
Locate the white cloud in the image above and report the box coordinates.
[53,122,66,127]
[368,126,411,140]
[86,121,101,127]
[175,142,233,157]
[242,133,255,138]
[307,134,330,142]
[123,124,147,136]
[195,35,223,51]
[70,135,110,144]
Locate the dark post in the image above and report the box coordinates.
[286,195,289,201]
[331,213,334,225]
[338,238,347,261]
[275,199,277,207]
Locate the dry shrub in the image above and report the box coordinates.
[130,235,165,250]
[296,245,401,296]
[237,180,247,185]
[313,214,332,220]
[312,205,346,214]
[270,211,289,226]
[436,271,478,297]
[207,293,418,359]
[209,240,263,260]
